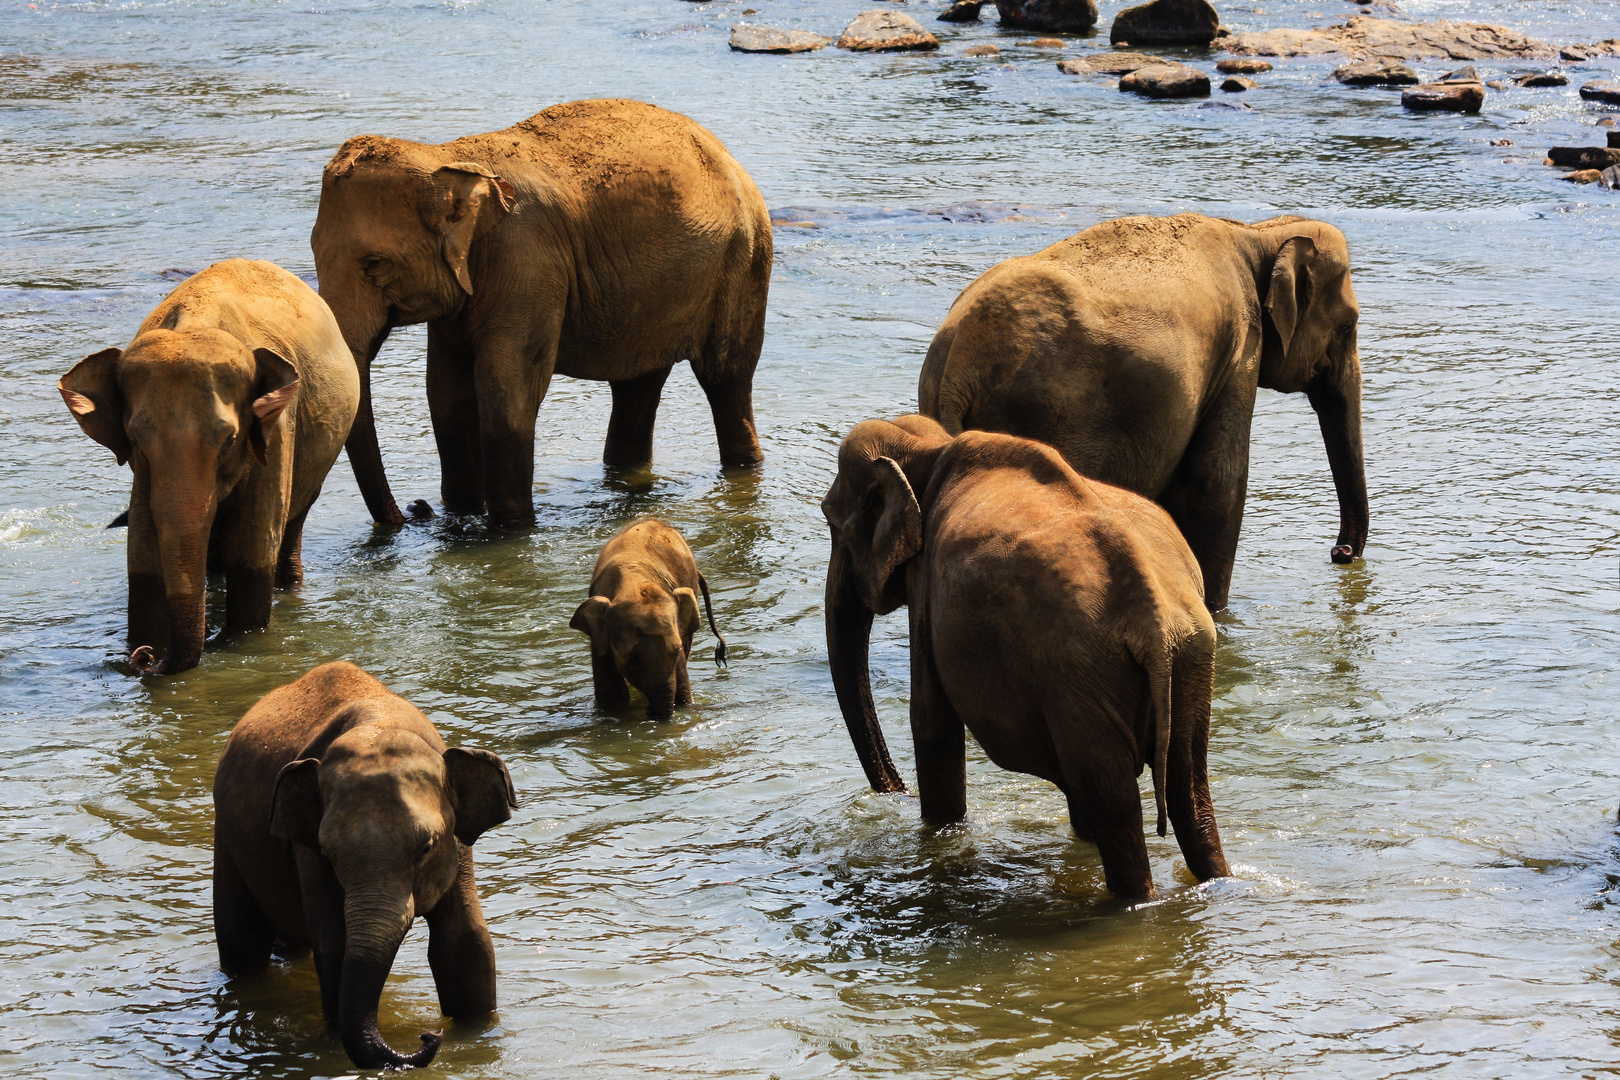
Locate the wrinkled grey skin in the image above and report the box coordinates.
[213,662,517,1070]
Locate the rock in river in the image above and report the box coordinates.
[1119,64,1211,97]
[937,0,985,21]
[1602,165,1620,190]
[1511,71,1567,87]
[994,0,1098,33]
[1109,0,1220,46]
[1400,81,1484,112]
[1221,15,1551,60]
[963,43,1001,55]
[837,10,940,50]
[1216,57,1272,73]
[729,25,832,52]
[1221,75,1256,91]
[1545,146,1620,169]
[1332,58,1417,84]
[1439,64,1479,82]
[1057,50,1162,74]
[1579,81,1620,105]
[1561,169,1603,183]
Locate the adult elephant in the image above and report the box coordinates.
[311,98,772,529]
[917,213,1368,611]
[824,415,1228,899]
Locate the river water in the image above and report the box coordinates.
[3,0,1619,1075]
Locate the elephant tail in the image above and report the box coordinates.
[1147,650,1173,839]
[698,573,728,666]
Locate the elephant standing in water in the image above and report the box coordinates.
[58,260,358,675]
[918,213,1368,611]
[213,662,517,1070]
[311,98,772,529]
[824,415,1228,899]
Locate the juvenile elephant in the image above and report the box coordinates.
[311,98,772,529]
[213,662,518,1070]
[824,415,1228,899]
[59,260,359,675]
[572,517,728,719]
[918,213,1368,611]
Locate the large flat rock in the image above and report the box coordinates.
[1546,146,1620,169]
[1401,80,1484,112]
[729,25,831,52]
[1119,64,1211,96]
[1220,15,1552,60]
[1057,50,1163,74]
[837,9,940,51]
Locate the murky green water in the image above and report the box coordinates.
[3,0,1619,1075]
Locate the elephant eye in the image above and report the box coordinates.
[361,254,392,285]
[415,836,435,862]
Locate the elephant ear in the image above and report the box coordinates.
[247,348,300,465]
[855,456,922,610]
[1265,235,1319,362]
[269,758,324,849]
[673,587,700,642]
[431,162,516,296]
[570,596,612,648]
[443,747,517,846]
[59,348,131,465]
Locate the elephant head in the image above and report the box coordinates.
[1255,220,1369,565]
[571,586,701,718]
[310,137,515,523]
[270,721,516,1070]
[821,416,952,793]
[58,332,299,674]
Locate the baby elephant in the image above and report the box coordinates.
[213,662,517,1071]
[571,518,728,718]
[59,259,359,675]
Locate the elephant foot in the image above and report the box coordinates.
[406,499,436,522]
[1330,543,1356,564]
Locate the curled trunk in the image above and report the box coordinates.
[337,890,441,1070]
[825,544,906,793]
[1307,360,1369,565]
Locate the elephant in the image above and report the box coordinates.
[571,517,728,719]
[917,212,1368,611]
[58,259,359,675]
[213,661,518,1070]
[823,415,1228,899]
[310,98,772,530]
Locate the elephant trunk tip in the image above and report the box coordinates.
[129,645,159,675]
[405,1030,444,1070]
[1330,544,1357,565]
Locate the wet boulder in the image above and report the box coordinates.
[1401,80,1484,111]
[1057,50,1161,74]
[937,0,986,21]
[1439,64,1479,83]
[729,25,832,52]
[1610,131,1620,149]
[1216,57,1271,73]
[1119,64,1211,96]
[837,10,940,50]
[994,0,1099,34]
[963,43,1001,55]
[1109,0,1220,46]
[1602,165,1620,190]
[1332,58,1417,84]
[1220,15,1551,60]
[1545,146,1620,169]
[1561,169,1603,183]
[1511,71,1567,87]
[1579,81,1620,105]
[1221,75,1256,90]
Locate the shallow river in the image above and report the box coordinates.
[3,0,1619,1075]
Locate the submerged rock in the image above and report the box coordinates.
[1439,64,1479,82]
[729,25,832,52]
[963,43,1001,55]
[1602,165,1620,189]
[1546,146,1620,169]
[1057,50,1161,73]
[1561,169,1603,183]
[1221,75,1256,90]
[937,0,986,21]
[1119,64,1211,96]
[1511,71,1567,87]
[1023,37,1068,47]
[1216,57,1272,72]
[1109,0,1220,46]
[837,10,940,50]
[1332,58,1417,83]
[1579,80,1620,105]
[1221,15,1551,60]
[1401,81,1484,111]
[994,0,1099,33]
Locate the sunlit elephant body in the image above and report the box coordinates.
[824,416,1228,900]
[58,259,358,674]
[213,662,517,1070]
[918,213,1368,610]
[571,517,727,718]
[311,98,772,529]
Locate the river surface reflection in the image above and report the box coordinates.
[2,0,1618,1075]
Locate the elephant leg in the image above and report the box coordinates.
[690,253,767,468]
[603,366,670,470]
[214,845,274,976]
[1061,786,1095,842]
[475,338,554,530]
[426,845,498,1017]
[591,649,630,710]
[1158,383,1255,613]
[275,506,310,589]
[693,368,763,469]
[126,462,167,652]
[217,500,283,633]
[909,620,966,825]
[1054,722,1154,899]
[428,325,484,516]
[1167,633,1229,882]
[296,848,347,1022]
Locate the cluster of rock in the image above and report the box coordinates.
[1056,51,1214,96]
[730,10,939,53]
[941,0,1224,43]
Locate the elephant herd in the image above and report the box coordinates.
[55,97,1368,1070]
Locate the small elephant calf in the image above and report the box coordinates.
[571,517,728,718]
[213,662,517,1071]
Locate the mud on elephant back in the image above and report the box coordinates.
[310,98,773,531]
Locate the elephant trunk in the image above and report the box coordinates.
[321,287,403,527]
[825,544,906,794]
[336,888,441,1070]
[1307,358,1368,565]
[134,458,217,675]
